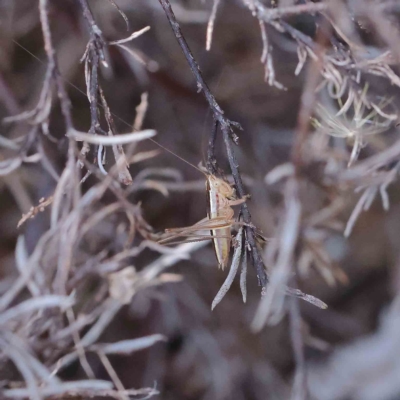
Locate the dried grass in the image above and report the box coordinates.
[1,0,400,399]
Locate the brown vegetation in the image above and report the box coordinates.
[1,0,400,399]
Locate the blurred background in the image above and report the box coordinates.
[1,1,400,399]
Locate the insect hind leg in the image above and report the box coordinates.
[228,194,250,207]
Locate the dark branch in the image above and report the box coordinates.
[157,0,268,287]
[77,0,133,185]
[78,0,105,135]
[39,0,73,132]
[78,0,106,51]
[206,119,219,176]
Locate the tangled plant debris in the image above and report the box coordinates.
[1,0,400,399]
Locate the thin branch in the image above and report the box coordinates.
[206,119,219,175]
[97,351,129,400]
[211,228,244,310]
[106,0,130,31]
[39,0,73,132]
[290,20,330,170]
[289,295,308,400]
[157,0,268,287]
[240,244,248,303]
[78,0,106,51]
[258,2,327,21]
[206,0,221,51]
[98,87,133,185]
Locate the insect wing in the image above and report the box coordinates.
[207,175,232,270]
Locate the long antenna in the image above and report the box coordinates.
[10,38,207,177]
[147,138,206,176]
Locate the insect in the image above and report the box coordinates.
[205,175,247,269]
[158,172,248,270]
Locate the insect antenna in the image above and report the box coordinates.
[9,38,209,179]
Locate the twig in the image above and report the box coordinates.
[211,228,243,310]
[52,299,121,372]
[66,307,95,379]
[206,0,221,51]
[259,20,285,89]
[252,177,302,330]
[78,0,106,49]
[257,2,327,21]
[39,0,73,132]
[158,0,268,287]
[240,241,248,303]
[78,0,146,185]
[97,352,129,400]
[289,295,308,400]
[206,119,219,175]
[133,92,149,131]
[90,334,166,354]
[3,385,158,400]
[106,0,130,31]
[18,195,54,228]
[290,23,328,170]
[0,295,73,325]
[359,1,400,64]
[98,87,133,185]
[0,337,41,400]
[78,0,106,164]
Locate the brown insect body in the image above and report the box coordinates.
[159,173,246,270]
[206,175,236,270]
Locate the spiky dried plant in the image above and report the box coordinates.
[3,0,400,399]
